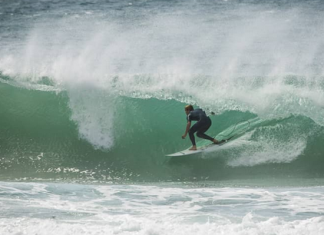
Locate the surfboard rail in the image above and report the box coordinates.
[166,139,229,157]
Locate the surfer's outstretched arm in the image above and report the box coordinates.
[182,121,191,139]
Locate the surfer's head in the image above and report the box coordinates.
[185,105,193,115]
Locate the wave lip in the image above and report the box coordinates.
[1,0,324,182]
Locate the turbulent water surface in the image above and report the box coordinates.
[1,0,324,234]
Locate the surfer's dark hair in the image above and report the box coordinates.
[185,105,194,111]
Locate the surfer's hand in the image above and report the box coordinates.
[182,134,186,139]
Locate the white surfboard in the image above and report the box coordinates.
[166,139,229,157]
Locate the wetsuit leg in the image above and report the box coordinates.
[188,123,199,146]
[196,118,214,141]
[189,117,213,145]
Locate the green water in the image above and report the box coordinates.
[1,81,324,183]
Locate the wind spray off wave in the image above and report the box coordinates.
[0,0,324,182]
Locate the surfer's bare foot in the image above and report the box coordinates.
[213,139,219,144]
[189,146,197,151]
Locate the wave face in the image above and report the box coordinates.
[1,0,324,183]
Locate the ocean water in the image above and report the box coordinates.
[1,0,324,234]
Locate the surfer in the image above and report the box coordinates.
[182,105,220,150]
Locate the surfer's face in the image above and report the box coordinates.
[185,109,190,115]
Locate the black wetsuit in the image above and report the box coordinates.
[186,109,214,146]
